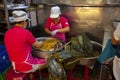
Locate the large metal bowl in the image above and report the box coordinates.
[79,41,102,66]
[35,37,64,53]
[79,57,98,66]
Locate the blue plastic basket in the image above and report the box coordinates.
[0,62,11,74]
[0,44,6,53]
[0,67,11,80]
[0,45,11,74]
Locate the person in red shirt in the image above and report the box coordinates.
[45,6,70,43]
[4,10,47,73]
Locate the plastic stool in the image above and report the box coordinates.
[67,70,74,80]
[84,66,89,80]
[40,68,75,80]
[5,67,35,80]
[41,68,49,77]
[67,65,89,80]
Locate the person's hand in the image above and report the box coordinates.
[51,30,58,36]
[38,41,43,46]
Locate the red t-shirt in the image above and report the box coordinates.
[45,16,69,42]
[4,26,36,72]
[45,16,69,30]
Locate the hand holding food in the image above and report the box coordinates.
[51,30,58,36]
[37,38,63,52]
[38,41,43,45]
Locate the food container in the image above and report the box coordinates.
[35,37,64,53]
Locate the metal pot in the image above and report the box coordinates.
[35,37,64,53]
[79,41,102,66]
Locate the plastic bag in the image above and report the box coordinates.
[47,54,67,80]
[70,34,93,53]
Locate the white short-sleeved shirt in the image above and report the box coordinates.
[114,26,120,41]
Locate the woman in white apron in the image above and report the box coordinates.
[112,23,120,80]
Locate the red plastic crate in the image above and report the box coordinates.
[5,67,33,80]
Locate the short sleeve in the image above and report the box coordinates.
[45,18,52,29]
[114,26,120,41]
[61,16,69,28]
[25,30,36,44]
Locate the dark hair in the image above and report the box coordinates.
[14,19,28,24]
[14,21,24,24]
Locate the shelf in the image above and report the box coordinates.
[0,0,29,30]
[0,32,4,35]
[7,6,28,10]
[0,7,4,10]
[0,4,4,7]
[0,20,7,23]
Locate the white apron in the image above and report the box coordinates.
[113,56,120,80]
